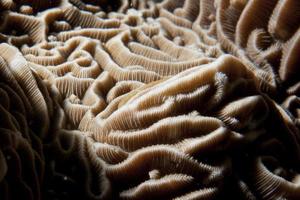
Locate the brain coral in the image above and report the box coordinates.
[0,0,299,199]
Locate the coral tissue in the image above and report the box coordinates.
[0,0,300,199]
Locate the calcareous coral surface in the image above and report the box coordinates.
[0,0,300,199]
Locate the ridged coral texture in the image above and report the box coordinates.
[0,0,300,199]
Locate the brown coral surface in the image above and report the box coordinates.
[0,0,299,199]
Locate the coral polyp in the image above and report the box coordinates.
[0,0,299,199]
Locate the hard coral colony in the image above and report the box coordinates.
[0,0,299,199]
